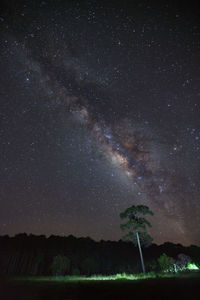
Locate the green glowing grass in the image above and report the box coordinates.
[11,274,141,282]
[187,263,199,270]
[11,273,155,283]
[10,269,200,284]
[10,272,189,283]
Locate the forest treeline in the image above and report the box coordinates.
[0,234,199,276]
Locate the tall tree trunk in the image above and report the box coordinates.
[136,231,145,273]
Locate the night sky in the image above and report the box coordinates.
[1,0,200,246]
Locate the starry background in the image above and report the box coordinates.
[0,0,200,246]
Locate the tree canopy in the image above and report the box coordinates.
[120,205,154,246]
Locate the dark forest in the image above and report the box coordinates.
[1,234,199,276]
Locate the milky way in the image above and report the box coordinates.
[1,0,200,245]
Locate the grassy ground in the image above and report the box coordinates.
[1,272,200,300]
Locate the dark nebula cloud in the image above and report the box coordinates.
[0,0,200,245]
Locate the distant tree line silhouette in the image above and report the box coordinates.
[0,234,199,276]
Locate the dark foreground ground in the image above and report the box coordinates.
[1,275,200,300]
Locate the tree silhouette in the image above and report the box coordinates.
[120,205,154,273]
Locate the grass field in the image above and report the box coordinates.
[1,272,200,300]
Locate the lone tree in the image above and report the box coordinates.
[120,205,154,273]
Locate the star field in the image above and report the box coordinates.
[0,0,200,245]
